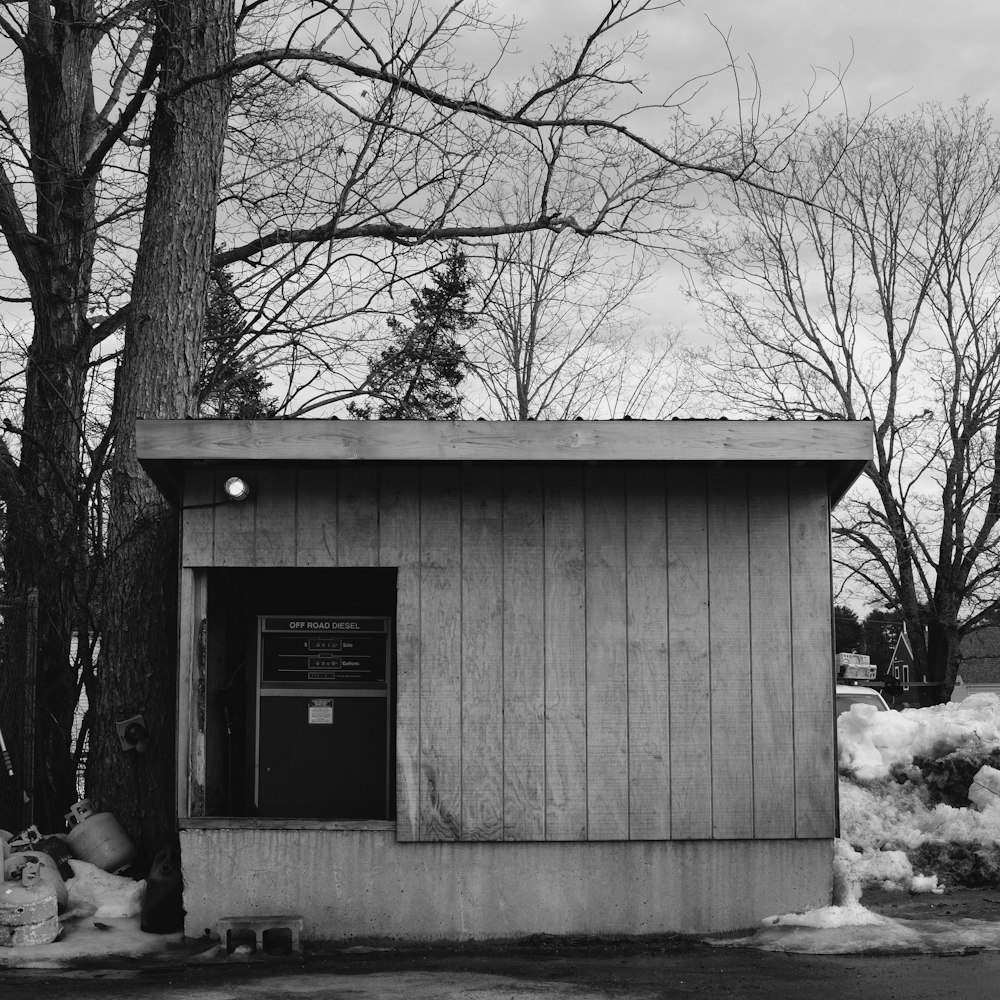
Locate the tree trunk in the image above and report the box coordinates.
[926,618,963,704]
[92,0,234,861]
[3,1,101,829]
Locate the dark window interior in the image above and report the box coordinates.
[204,567,396,819]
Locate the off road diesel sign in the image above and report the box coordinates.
[257,616,389,688]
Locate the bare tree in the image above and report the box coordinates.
[0,0,843,842]
[470,226,690,419]
[689,101,1000,700]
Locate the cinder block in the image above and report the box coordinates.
[216,914,303,955]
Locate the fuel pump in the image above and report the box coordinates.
[253,615,391,819]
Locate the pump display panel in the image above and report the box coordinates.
[254,616,392,819]
[257,616,389,688]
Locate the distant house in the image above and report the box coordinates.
[874,629,939,708]
[953,627,1000,702]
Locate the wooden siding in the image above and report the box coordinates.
[181,461,836,842]
[585,465,629,840]
[667,469,712,839]
[460,466,504,841]
[625,468,671,840]
[377,465,421,841]
[748,468,796,837]
[543,466,588,840]
[503,465,547,839]
[789,468,838,837]
[707,469,753,838]
[418,465,463,840]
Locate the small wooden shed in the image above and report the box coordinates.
[138,418,871,941]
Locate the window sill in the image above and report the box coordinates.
[179,817,396,833]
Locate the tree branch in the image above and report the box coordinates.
[0,162,42,294]
[212,215,583,269]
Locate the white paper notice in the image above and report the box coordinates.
[308,701,334,724]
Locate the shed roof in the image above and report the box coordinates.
[959,627,1000,684]
[137,418,872,506]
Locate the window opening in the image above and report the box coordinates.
[204,567,396,820]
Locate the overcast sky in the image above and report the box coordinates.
[666,0,998,112]
[500,0,1000,339]
[508,0,1000,116]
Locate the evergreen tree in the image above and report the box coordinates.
[834,605,865,653]
[198,268,277,418]
[350,245,476,419]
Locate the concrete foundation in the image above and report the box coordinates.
[180,821,834,942]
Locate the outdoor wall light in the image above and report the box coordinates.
[223,475,252,502]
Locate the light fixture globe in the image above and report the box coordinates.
[223,475,251,502]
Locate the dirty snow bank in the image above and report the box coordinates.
[721,693,1000,953]
[838,692,1000,783]
[0,859,184,969]
[838,693,1000,886]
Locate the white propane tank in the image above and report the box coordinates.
[0,863,59,946]
[4,852,68,913]
[65,799,136,874]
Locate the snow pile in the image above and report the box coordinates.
[756,842,897,934]
[837,693,1000,782]
[837,692,1000,888]
[1,851,184,969]
[719,694,1000,953]
[726,909,1000,955]
[968,764,1000,811]
[832,839,940,898]
[839,775,1000,853]
[65,859,145,919]
[0,914,181,970]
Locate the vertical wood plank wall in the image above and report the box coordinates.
[182,462,836,842]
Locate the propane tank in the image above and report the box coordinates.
[64,799,136,874]
[5,825,41,855]
[0,862,59,946]
[9,824,41,845]
[4,852,68,913]
[7,826,73,880]
[33,836,74,881]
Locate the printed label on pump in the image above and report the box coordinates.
[307,699,334,725]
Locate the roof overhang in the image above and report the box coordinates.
[137,418,872,507]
